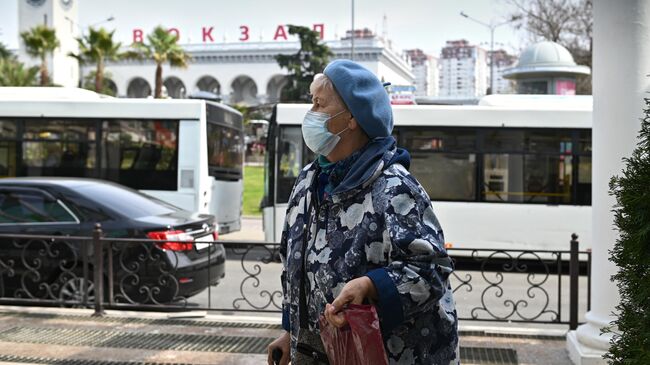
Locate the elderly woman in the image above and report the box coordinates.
[267,60,459,365]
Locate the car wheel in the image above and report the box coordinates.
[59,277,94,307]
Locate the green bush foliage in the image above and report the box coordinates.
[606,99,650,364]
[275,25,332,103]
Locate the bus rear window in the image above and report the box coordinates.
[207,122,243,179]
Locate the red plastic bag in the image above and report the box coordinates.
[319,304,389,365]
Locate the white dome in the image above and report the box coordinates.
[503,41,591,79]
[517,41,577,67]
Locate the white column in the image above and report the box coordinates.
[566,1,650,364]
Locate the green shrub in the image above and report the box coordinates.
[606,99,650,364]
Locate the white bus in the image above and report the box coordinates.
[262,95,593,252]
[0,87,244,234]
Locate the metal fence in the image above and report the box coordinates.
[0,226,591,329]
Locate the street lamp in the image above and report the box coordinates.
[460,11,512,94]
[91,16,115,28]
[63,16,116,87]
[350,0,355,61]
[65,15,115,33]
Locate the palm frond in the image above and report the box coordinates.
[20,25,60,59]
[0,58,39,86]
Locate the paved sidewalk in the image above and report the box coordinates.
[0,306,273,365]
[458,323,572,365]
[0,306,574,365]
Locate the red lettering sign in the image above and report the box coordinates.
[202,27,214,42]
[168,27,180,41]
[133,29,144,43]
[273,25,288,41]
[239,25,250,41]
[313,24,324,40]
[133,24,327,44]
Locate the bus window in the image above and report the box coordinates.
[484,130,526,151]
[0,121,18,177]
[577,156,591,205]
[21,119,96,177]
[484,129,573,153]
[0,120,17,138]
[0,142,16,177]
[527,130,574,153]
[411,153,476,201]
[207,122,243,179]
[579,130,592,153]
[403,128,476,152]
[403,129,477,201]
[101,120,178,190]
[483,154,573,204]
[482,129,575,204]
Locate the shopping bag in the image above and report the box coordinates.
[319,304,389,365]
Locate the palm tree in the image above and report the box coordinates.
[69,27,123,93]
[0,58,39,86]
[20,25,59,86]
[128,26,190,98]
[82,70,116,96]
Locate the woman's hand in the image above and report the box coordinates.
[324,276,378,328]
[267,331,290,365]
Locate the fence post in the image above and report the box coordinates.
[107,241,114,307]
[569,233,579,330]
[81,237,89,307]
[92,223,105,317]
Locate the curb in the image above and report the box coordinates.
[459,322,568,337]
[0,305,281,325]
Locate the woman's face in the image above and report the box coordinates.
[308,77,368,162]
[310,84,349,135]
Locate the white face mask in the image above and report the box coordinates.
[301,110,349,156]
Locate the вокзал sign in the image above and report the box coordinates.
[132,24,325,43]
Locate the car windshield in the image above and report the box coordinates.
[75,183,180,218]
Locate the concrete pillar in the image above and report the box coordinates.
[566,1,650,364]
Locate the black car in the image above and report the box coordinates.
[0,177,226,305]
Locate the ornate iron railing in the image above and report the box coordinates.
[447,240,591,328]
[0,227,591,329]
[0,234,92,307]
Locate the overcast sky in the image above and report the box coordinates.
[0,0,525,56]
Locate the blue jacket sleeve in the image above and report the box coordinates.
[366,177,453,333]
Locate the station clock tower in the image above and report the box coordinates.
[18,0,79,87]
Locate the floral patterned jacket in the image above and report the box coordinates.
[280,138,459,364]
